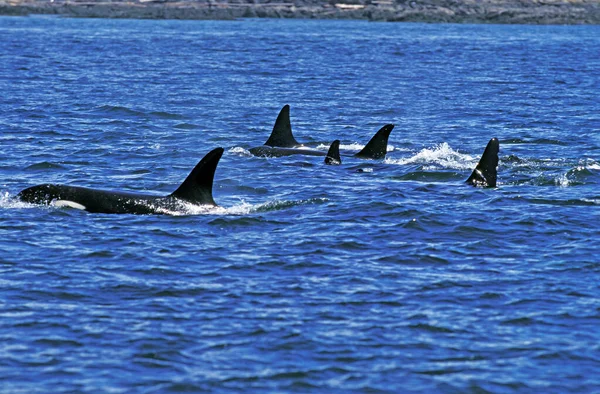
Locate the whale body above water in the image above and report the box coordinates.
[17,148,224,214]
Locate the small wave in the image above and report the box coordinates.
[554,165,596,187]
[409,323,455,333]
[527,198,598,207]
[503,138,568,146]
[384,142,474,170]
[24,162,65,171]
[174,123,199,130]
[149,111,185,120]
[97,105,144,117]
[97,105,186,120]
[501,317,536,326]
[504,154,524,164]
[396,171,462,182]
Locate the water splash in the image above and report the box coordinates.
[385,143,475,170]
[583,159,599,171]
[554,163,597,187]
[554,172,571,188]
[582,198,600,205]
[228,147,253,157]
[156,198,328,216]
[0,191,35,209]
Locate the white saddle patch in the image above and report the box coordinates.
[51,200,86,210]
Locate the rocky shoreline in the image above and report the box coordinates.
[1,0,600,24]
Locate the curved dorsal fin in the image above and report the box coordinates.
[466,138,499,187]
[354,124,394,160]
[171,147,224,205]
[264,105,300,148]
[324,140,341,165]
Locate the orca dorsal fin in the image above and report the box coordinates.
[354,124,394,160]
[171,147,224,205]
[325,140,341,165]
[264,105,300,148]
[466,138,499,188]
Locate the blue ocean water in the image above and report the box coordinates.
[1,15,599,392]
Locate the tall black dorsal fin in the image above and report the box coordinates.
[354,124,394,160]
[171,147,224,205]
[466,138,499,188]
[264,105,300,148]
[325,140,341,165]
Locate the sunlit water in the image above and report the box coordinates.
[0,16,599,393]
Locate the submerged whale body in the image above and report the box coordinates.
[466,138,499,187]
[249,105,394,160]
[18,148,224,214]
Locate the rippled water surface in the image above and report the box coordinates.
[1,16,599,393]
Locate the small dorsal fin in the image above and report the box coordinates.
[325,140,341,165]
[171,147,224,205]
[354,124,394,160]
[466,138,499,187]
[264,105,300,148]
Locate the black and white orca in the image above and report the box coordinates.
[17,148,224,214]
[248,105,394,160]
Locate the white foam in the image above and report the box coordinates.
[228,147,253,157]
[0,191,35,209]
[584,159,600,170]
[555,171,576,187]
[384,142,475,170]
[582,198,600,205]
[158,198,329,216]
[150,200,263,216]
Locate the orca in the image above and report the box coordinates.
[249,105,394,160]
[17,148,224,214]
[466,138,499,187]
